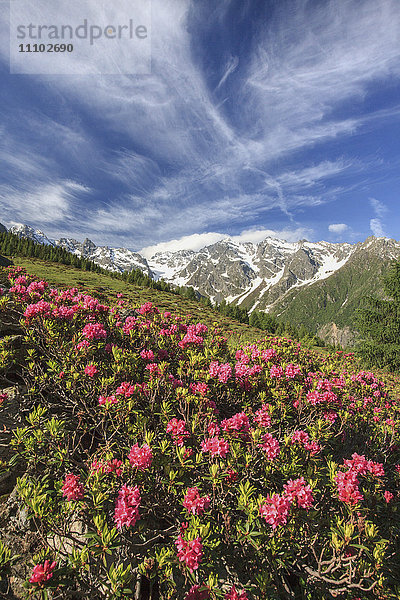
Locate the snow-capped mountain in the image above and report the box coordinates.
[10,223,359,309]
[10,224,54,247]
[9,224,153,277]
[6,222,400,346]
[147,237,356,309]
[55,237,153,277]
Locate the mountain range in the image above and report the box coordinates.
[5,222,400,346]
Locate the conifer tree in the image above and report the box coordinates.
[357,261,400,371]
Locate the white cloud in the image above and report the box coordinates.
[369,197,387,219]
[0,180,90,228]
[140,226,313,258]
[329,223,349,234]
[369,197,387,237]
[140,232,226,257]
[277,160,354,189]
[370,218,385,237]
[216,55,239,90]
[230,227,313,244]
[242,0,400,158]
[1,0,400,246]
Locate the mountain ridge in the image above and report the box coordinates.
[5,222,400,346]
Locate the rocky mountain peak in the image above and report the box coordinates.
[5,224,400,338]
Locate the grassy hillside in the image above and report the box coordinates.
[271,250,394,343]
[12,257,263,346]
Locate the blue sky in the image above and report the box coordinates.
[1,0,400,255]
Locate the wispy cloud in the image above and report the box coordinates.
[370,219,385,237]
[0,181,90,230]
[369,197,387,237]
[277,160,354,190]
[0,0,400,246]
[370,197,387,219]
[216,55,239,90]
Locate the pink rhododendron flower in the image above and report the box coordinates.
[115,381,135,397]
[0,392,8,406]
[82,323,107,340]
[367,460,385,477]
[84,364,98,377]
[384,490,394,503]
[27,280,47,296]
[291,429,309,445]
[24,300,52,320]
[261,348,276,361]
[225,468,238,484]
[225,586,248,600]
[185,584,210,600]
[324,411,338,423]
[138,302,158,315]
[183,487,210,515]
[195,322,208,334]
[146,363,161,375]
[254,404,272,428]
[167,418,190,446]
[270,365,284,379]
[13,274,28,286]
[305,440,322,455]
[175,534,202,572]
[91,458,123,476]
[343,453,384,477]
[123,316,137,334]
[201,436,230,458]
[217,363,233,383]
[306,389,338,405]
[98,394,118,406]
[209,361,233,383]
[283,477,314,509]
[260,493,291,529]
[114,484,141,529]
[291,430,321,455]
[179,325,205,348]
[107,458,123,475]
[62,474,84,501]
[75,340,90,351]
[335,470,363,505]
[128,443,153,471]
[140,349,155,361]
[29,560,56,584]
[221,412,250,436]
[258,433,280,460]
[285,363,301,379]
[343,453,369,475]
[207,421,220,436]
[190,382,209,396]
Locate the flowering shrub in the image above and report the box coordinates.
[183,488,211,516]
[175,534,203,572]
[29,560,57,584]
[128,443,153,471]
[1,265,400,599]
[61,474,85,501]
[114,484,141,529]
